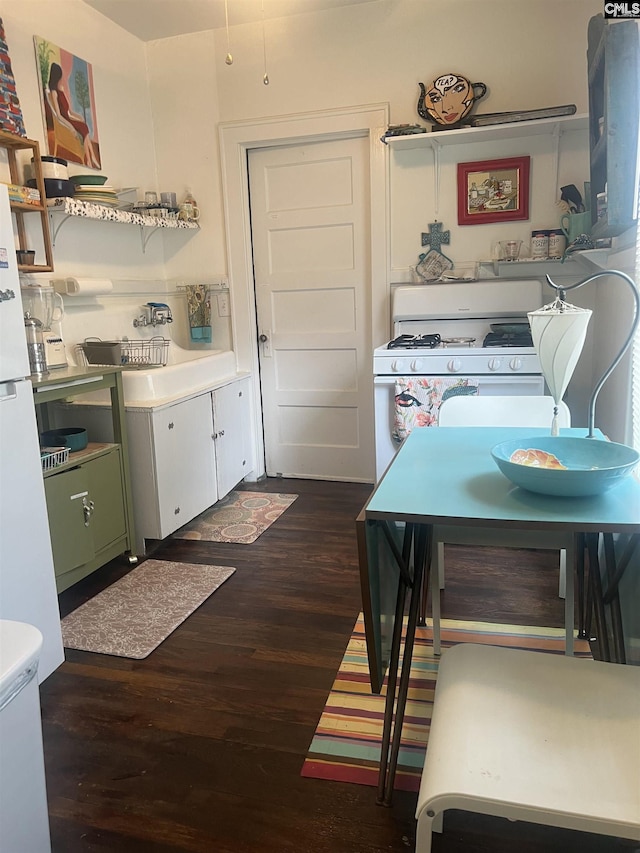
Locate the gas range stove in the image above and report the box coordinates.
[375,281,543,376]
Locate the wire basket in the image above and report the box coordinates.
[41,446,70,472]
[80,337,170,368]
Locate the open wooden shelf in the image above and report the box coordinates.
[0,129,54,272]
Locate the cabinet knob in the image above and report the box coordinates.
[168,422,174,429]
[174,507,180,515]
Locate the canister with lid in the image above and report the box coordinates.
[548,228,567,259]
[33,156,69,181]
[530,230,549,259]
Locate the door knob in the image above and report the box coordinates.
[259,330,272,357]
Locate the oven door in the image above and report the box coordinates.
[373,374,545,481]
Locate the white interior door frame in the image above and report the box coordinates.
[219,103,390,479]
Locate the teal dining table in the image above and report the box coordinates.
[355,425,640,805]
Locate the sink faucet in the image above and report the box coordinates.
[133,302,173,328]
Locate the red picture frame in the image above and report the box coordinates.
[457,156,530,225]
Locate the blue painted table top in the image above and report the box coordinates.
[366,427,640,533]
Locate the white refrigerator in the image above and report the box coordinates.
[0,184,64,682]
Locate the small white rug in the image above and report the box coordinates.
[61,560,235,659]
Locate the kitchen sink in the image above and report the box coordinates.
[76,346,239,406]
[120,347,237,403]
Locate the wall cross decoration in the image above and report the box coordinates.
[421,221,450,254]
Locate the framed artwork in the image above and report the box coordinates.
[33,36,101,169]
[457,156,530,225]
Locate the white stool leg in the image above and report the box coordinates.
[437,541,445,589]
[415,811,438,853]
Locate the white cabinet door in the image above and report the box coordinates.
[212,378,253,499]
[152,393,217,537]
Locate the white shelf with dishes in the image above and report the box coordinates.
[47,196,199,252]
[383,113,589,151]
[477,249,612,279]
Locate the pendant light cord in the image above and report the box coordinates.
[224,0,233,65]
[261,0,269,84]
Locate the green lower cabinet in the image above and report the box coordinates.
[44,448,127,592]
[45,466,94,574]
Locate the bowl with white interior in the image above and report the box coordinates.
[491,436,639,497]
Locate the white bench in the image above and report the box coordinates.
[415,643,640,852]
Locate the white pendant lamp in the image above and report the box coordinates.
[529,271,639,438]
[528,298,592,435]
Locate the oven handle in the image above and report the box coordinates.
[374,375,544,387]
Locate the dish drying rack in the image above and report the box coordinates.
[41,446,70,472]
[79,337,170,368]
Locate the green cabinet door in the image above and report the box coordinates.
[44,466,94,577]
[86,449,126,552]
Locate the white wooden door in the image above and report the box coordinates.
[249,136,373,481]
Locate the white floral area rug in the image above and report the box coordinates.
[172,491,298,544]
[61,560,235,659]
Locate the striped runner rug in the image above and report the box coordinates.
[301,613,592,792]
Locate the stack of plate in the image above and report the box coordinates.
[72,184,119,207]
[68,174,119,208]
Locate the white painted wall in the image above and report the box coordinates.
[147,31,228,281]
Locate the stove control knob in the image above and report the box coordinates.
[410,359,423,372]
[447,358,462,373]
[488,358,502,372]
[391,359,404,372]
[509,357,523,371]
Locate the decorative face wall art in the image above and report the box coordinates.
[34,36,101,169]
[417,73,487,128]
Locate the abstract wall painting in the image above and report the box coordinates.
[34,36,101,169]
[0,18,27,136]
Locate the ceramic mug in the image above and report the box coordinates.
[560,211,591,244]
[179,202,200,222]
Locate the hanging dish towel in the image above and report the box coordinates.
[186,284,212,343]
[392,377,479,443]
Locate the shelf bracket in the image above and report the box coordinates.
[140,224,160,253]
[431,140,441,216]
[48,211,72,247]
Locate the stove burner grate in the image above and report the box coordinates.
[387,333,441,350]
[483,331,534,348]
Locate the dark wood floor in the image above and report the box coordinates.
[41,478,631,852]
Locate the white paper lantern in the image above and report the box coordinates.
[528,299,592,435]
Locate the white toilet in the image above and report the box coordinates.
[0,620,52,852]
